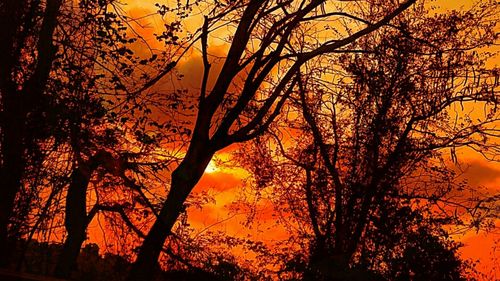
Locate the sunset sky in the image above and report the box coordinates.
[78,0,500,278]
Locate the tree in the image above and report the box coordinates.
[39,1,189,277]
[0,0,65,266]
[0,0,187,274]
[237,1,499,279]
[127,0,418,280]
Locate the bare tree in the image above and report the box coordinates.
[126,0,418,279]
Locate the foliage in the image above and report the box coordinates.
[236,1,499,279]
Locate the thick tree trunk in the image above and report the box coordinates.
[0,0,29,268]
[54,163,93,278]
[127,145,213,281]
[0,106,26,268]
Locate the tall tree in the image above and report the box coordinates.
[39,1,189,277]
[0,0,187,273]
[238,1,499,279]
[0,0,64,266]
[127,0,418,280]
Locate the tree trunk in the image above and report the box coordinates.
[0,105,26,268]
[127,145,213,281]
[54,163,93,278]
[0,0,29,268]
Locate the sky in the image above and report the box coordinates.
[85,0,500,278]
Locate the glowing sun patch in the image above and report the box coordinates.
[204,161,218,174]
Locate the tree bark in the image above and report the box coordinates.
[0,103,26,267]
[54,162,94,278]
[127,144,213,281]
[0,0,28,268]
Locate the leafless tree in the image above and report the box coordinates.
[127,0,418,279]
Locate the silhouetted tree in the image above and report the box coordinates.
[0,0,65,266]
[40,1,189,277]
[237,1,499,279]
[0,0,188,275]
[126,1,418,280]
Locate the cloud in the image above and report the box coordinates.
[461,160,500,188]
[197,171,242,192]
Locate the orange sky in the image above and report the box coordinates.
[83,0,500,278]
